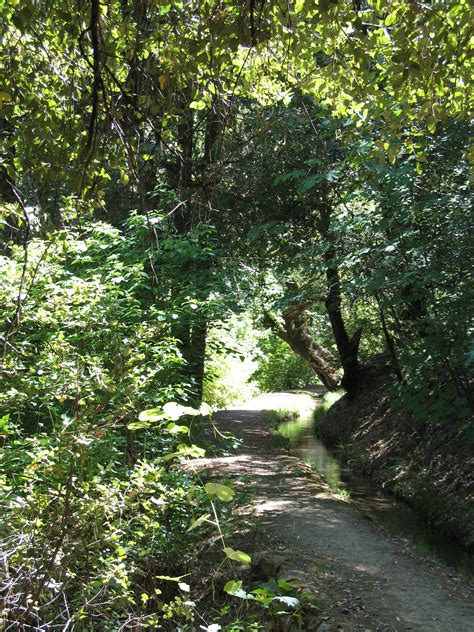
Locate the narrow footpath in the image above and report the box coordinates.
[199,393,474,632]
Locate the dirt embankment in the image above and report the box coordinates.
[316,359,474,549]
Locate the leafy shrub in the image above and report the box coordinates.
[203,315,260,408]
[0,223,190,433]
[0,414,215,628]
[312,391,344,426]
[252,334,317,392]
[0,222,244,628]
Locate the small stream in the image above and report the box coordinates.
[278,411,474,578]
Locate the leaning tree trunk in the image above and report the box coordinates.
[264,303,341,390]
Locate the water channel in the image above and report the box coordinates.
[277,410,474,578]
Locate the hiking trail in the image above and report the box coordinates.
[198,392,474,632]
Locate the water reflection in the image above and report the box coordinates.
[278,411,474,578]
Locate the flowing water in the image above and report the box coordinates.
[278,410,474,578]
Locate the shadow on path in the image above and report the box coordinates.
[196,393,474,632]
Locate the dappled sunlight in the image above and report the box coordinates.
[189,454,252,470]
[201,393,474,629]
[3,1,472,627]
[254,499,295,513]
[232,392,317,416]
[351,565,379,576]
[271,397,474,576]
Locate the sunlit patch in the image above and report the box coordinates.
[254,499,294,513]
[352,565,378,575]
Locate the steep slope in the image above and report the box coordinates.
[316,359,474,549]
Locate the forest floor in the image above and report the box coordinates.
[196,392,474,631]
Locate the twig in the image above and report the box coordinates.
[2,182,30,360]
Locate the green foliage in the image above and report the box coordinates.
[0,411,215,628]
[0,220,246,628]
[342,121,473,428]
[252,334,317,392]
[2,0,471,203]
[203,315,260,408]
[0,0,473,626]
[313,391,345,426]
[222,576,322,629]
[0,222,190,432]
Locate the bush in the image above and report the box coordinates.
[252,334,317,392]
[0,223,190,433]
[203,315,260,408]
[0,410,222,628]
[0,222,239,628]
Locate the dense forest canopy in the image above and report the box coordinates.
[0,1,472,629]
[1,0,472,199]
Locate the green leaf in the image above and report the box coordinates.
[163,443,205,461]
[276,578,294,591]
[187,513,212,532]
[273,595,300,608]
[189,100,207,110]
[0,92,12,109]
[0,414,10,434]
[385,11,398,27]
[297,174,321,193]
[159,3,172,15]
[166,422,189,434]
[223,547,252,564]
[162,401,201,419]
[139,402,205,426]
[138,408,165,422]
[223,579,242,594]
[223,579,251,599]
[205,482,235,502]
[127,421,150,430]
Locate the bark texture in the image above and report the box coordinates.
[319,200,362,395]
[265,303,341,390]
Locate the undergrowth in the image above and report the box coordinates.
[313,391,344,425]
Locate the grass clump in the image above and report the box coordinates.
[313,391,344,425]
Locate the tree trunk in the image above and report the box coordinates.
[375,294,403,382]
[264,303,341,390]
[175,85,195,233]
[319,202,362,395]
[189,316,207,402]
[171,97,223,402]
[172,313,207,404]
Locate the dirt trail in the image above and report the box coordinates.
[199,392,474,632]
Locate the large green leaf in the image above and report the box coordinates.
[223,547,251,564]
[204,482,235,502]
